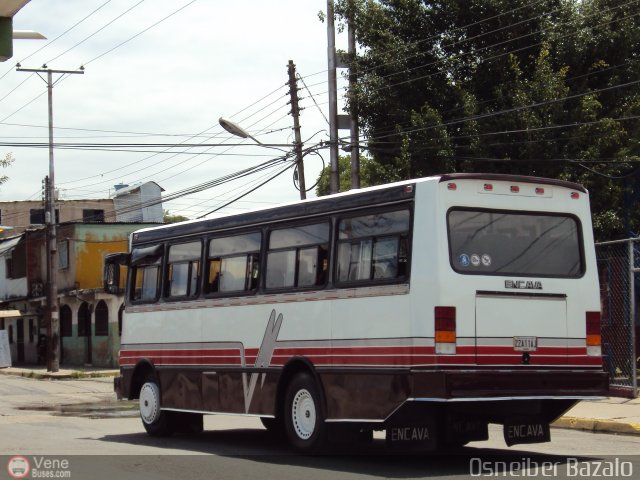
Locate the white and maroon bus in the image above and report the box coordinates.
[106,173,607,452]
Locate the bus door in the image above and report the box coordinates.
[449,208,583,367]
[475,292,568,366]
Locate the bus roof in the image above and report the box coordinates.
[131,173,587,245]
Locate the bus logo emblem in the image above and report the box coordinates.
[505,280,543,290]
[242,309,283,413]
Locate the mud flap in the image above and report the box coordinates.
[444,415,489,445]
[504,418,550,446]
[386,416,439,451]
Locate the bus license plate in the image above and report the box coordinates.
[513,336,537,352]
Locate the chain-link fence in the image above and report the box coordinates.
[596,238,638,398]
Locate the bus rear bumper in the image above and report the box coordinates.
[378,369,608,449]
[411,368,609,399]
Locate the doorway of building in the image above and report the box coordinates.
[78,302,92,365]
[16,319,25,363]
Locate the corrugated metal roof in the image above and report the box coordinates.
[0,235,22,256]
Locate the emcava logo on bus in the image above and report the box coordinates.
[505,280,543,290]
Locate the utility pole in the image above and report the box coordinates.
[327,0,340,194]
[347,9,360,189]
[17,65,84,372]
[287,60,307,200]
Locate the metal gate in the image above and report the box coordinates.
[596,238,638,398]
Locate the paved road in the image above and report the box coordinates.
[0,375,638,480]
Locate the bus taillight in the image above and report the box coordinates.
[586,311,601,356]
[435,306,456,354]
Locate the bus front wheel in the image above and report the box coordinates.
[139,376,172,436]
[283,373,326,452]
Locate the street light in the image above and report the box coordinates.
[218,117,308,200]
[0,0,45,62]
[218,117,263,145]
[12,30,45,39]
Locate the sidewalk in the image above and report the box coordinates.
[552,396,640,436]
[1,365,638,436]
[0,365,118,379]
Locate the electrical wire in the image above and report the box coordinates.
[46,0,147,65]
[83,0,197,66]
[0,0,113,81]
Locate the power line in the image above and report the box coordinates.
[57,87,291,188]
[84,0,197,66]
[46,0,147,65]
[360,79,640,144]
[0,0,113,81]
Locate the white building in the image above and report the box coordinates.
[112,182,164,223]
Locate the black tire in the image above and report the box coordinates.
[261,417,284,438]
[138,374,173,437]
[171,411,204,434]
[283,372,326,452]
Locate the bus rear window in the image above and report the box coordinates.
[448,209,583,277]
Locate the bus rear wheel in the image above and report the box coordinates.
[283,373,326,452]
[139,376,173,436]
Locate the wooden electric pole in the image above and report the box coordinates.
[16,65,84,372]
[287,60,307,200]
[326,0,340,194]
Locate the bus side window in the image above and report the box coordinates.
[132,264,160,301]
[205,232,261,295]
[265,222,330,290]
[207,258,221,292]
[166,241,202,299]
[337,209,410,284]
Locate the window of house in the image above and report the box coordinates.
[205,232,261,295]
[58,240,69,269]
[165,241,201,299]
[30,209,45,224]
[95,300,109,336]
[60,305,73,337]
[266,222,330,290]
[82,209,105,222]
[5,258,12,279]
[336,209,410,284]
[29,209,59,225]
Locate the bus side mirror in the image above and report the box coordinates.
[104,253,130,294]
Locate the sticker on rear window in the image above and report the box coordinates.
[470,254,481,267]
[458,254,470,267]
[481,254,492,266]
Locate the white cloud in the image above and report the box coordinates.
[1,0,350,217]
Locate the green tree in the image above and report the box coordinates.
[0,152,14,190]
[163,210,189,223]
[330,0,640,240]
[315,154,394,195]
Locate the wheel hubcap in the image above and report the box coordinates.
[291,388,316,440]
[139,382,160,425]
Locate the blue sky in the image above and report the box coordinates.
[0,0,348,219]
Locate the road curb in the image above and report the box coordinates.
[553,416,640,436]
[0,367,118,380]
